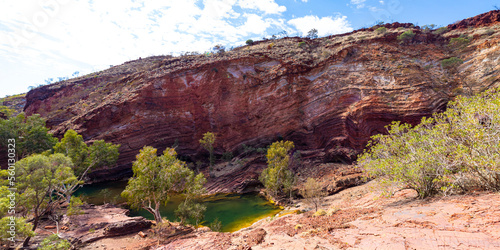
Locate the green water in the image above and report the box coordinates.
[73,181,281,232]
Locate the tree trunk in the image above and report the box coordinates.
[23,216,38,247]
[154,202,162,223]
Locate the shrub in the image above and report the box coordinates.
[448,37,470,49]
[245,39,254,45]
[67,196,84,216]
[433,27,448,35]
[38,234,71,250]
[358,88,500,198]
[397,30,415,43]
[375,26,387,34]
[299,177,326,211]
[221,151,233,162]
[209,217,222,232]
[298,41,306,47]
[441,57,463,69]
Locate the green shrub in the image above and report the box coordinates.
[449,37,470,50]
[433,27,448,35]
[209,217,222,232]
[67,196,84,216]
[358,88,500,198]
[441,57,463,69]
[375,26,387,34]
[397,30,415,43]
[298,41,306,47]
[221,151,233,162]
[38,234,71,250]
[246,39,254,45]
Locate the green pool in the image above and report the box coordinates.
[74,181,281,232]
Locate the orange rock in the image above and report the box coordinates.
[138,231,147,238]
[44,225,56,229]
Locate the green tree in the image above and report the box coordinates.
[259,140,295,199]
[199,132,216,167]
[121,147,206,223]
[54,129,120,202]
[307,28,318,39]
[0,113,57,160]
[299,178,326,211]
[15,153,76,247]
[245,39,254,45]
[0,170,35,248]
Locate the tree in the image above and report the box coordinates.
[213,44,225,54]
[0,113,58,160]
[54,129,120,202]
[121,146,206,223]
[0,170,35,248]
[307,28,318,39]
[246,39,254,45]
[200,132,216,167]
[15,153,76,247]
[259,140,295,199]
[299,178,326,211]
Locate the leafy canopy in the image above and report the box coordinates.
[259,140,295,199]
[358,88,500,198]
[0,113,57,159]
[122,146,206,223]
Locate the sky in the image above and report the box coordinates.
[0,0,498,98]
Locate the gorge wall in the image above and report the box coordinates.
[20,11,500,189]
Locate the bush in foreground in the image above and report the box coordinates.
[358,88,500,198]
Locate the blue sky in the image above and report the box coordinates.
[0,0,498,98]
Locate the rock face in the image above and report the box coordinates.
[60,204,152,246]
[21,11,500,189]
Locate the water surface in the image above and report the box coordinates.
[74,181,281,232]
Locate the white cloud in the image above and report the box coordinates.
[350,0,366,9]
[0,0,351,97]
[288,15,353,37]
[237,0,286,14]
[379,0,385,4]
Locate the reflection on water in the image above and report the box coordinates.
[74,181,281,232]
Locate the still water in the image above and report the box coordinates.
[74,181,281,232]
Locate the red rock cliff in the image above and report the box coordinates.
[22,11,500,188]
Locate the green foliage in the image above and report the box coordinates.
[245,39,254,45]
[0,113,58,159]
[441,57,463,69]
[421,24,436,33]
[433,26,448,35]
[200,132,216,166]
[209,217,222,232]
[307,28,318,39]
[175,199,206,225]
[53,130,119,202]
[397,30,415,43]
[298,41,306,47]
[259,141,295,199]
[66,196,84,216]
[299,178,326,211]
[448,37,470,50]
[37,234,71,250]
[221,151,233,162]
[0,105,16,118]
[0,216,35,247]
[54,129,120,178]
[122,147,206,223]
[15,153,76,246]
[358,88,500,198]
[375,26,387,34]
